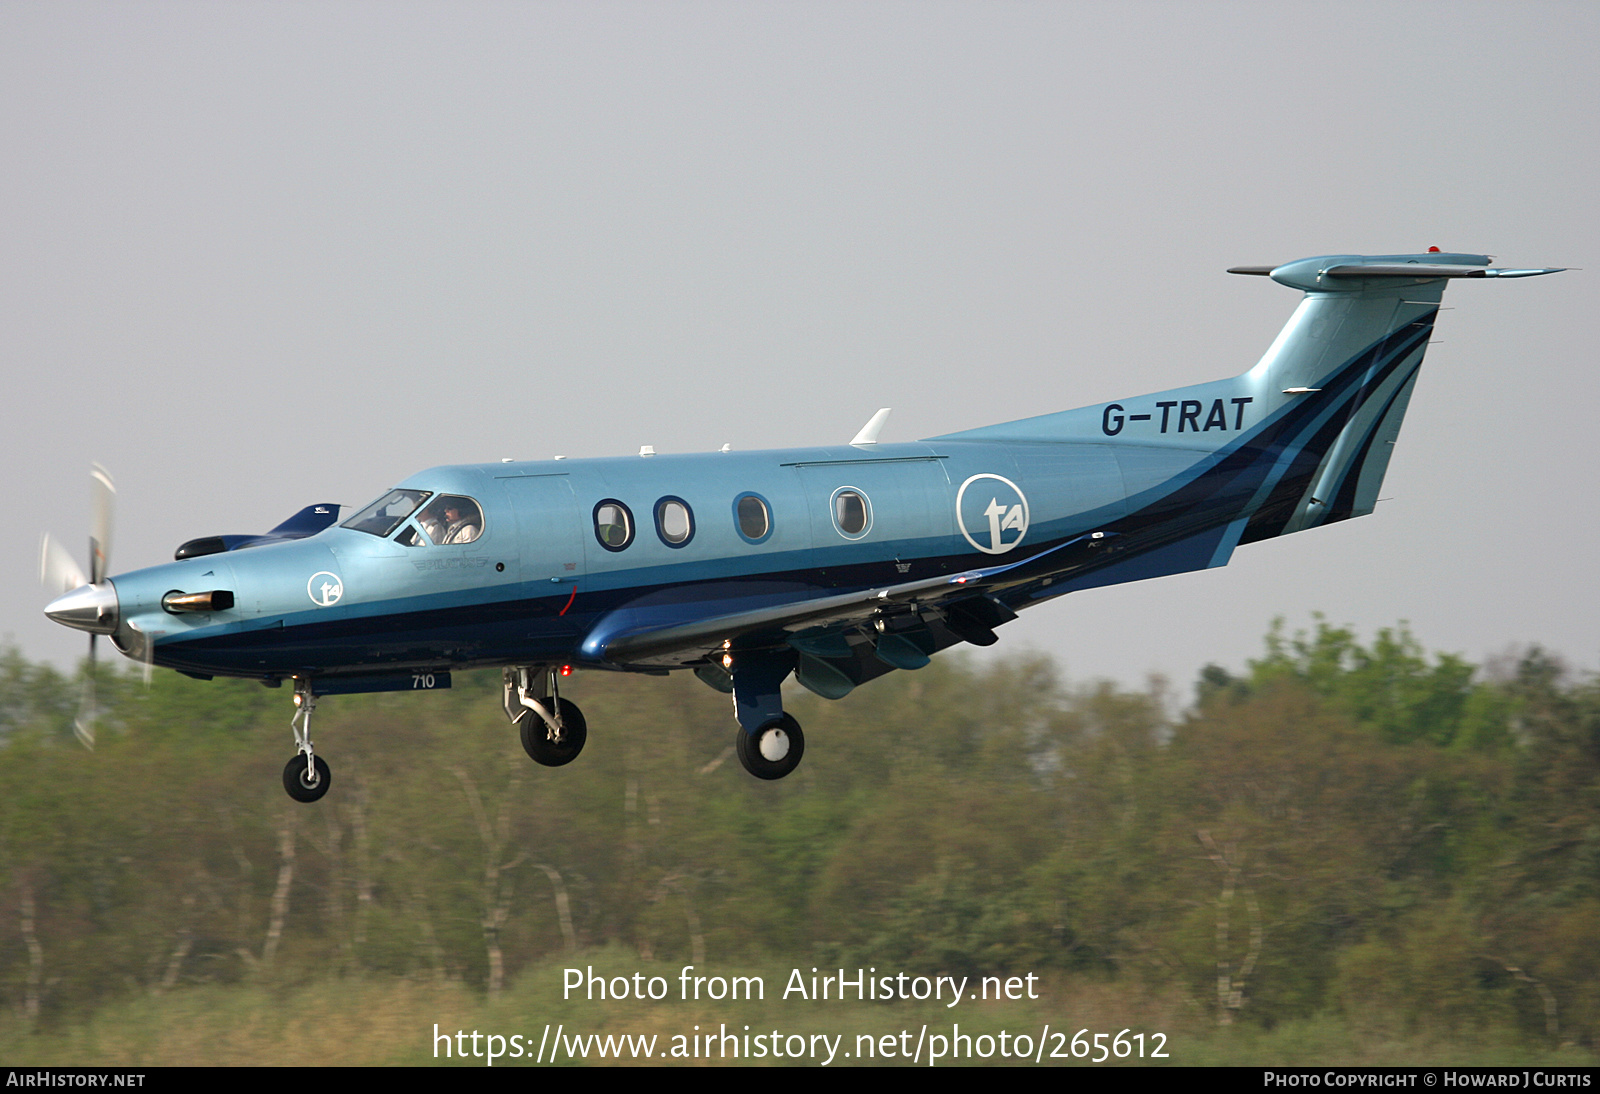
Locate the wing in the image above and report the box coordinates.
[579,531,1119,693]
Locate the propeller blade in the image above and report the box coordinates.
[90,464,115,585]
[126,620,154,687]
[40,533,88,594]
[74,633,97,750]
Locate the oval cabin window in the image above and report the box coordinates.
[833,488,870,537]
[736,494,771,541]
[594,500,634,551]
[655,497,694,547]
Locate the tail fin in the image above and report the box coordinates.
[1230,252,1563,541]
[934,252,1563,546]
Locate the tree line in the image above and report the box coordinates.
[0,620,1596,1047]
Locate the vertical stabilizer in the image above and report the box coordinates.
[1232,253,1455,540]
[933,252,1563,549]
[1226,252,1563,541]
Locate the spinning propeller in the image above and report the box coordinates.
[39,465,120,748]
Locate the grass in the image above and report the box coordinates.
[2,950,1594,1067]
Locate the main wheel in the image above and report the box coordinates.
[283,754,332,803]
[519,697,588,766]
[736,715,804,780]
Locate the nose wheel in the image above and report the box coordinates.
[519,696,588,766]
[505,666,588,766]
[283,678,332,803]
[283,754,332,802]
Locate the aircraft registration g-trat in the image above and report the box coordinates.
[41,251,1565,801]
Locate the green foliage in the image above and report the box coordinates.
[0,646,77,743]
[1245,617,1510,749]
[0,623,1597,1057]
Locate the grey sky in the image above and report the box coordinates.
[5,2,1596,694]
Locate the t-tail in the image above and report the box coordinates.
[936,251,1565,550]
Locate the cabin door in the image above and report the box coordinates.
[500,474,585,588]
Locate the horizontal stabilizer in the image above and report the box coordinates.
[1323,263,1567,279]
[1230,253,1567,290]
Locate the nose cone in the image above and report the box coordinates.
[44,582,119,635]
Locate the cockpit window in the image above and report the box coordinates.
[415,495,484,544]
[342,489,431,537]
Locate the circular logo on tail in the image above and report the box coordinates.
[956,474,1030,555]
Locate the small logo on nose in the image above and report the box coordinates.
[308,571,344,607]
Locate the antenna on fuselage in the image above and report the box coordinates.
[850,408,892,446]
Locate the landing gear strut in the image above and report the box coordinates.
[505,666,587,766]
[726,649,805,780]
[283,678,331,803]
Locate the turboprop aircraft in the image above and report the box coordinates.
[41,251,1564,802]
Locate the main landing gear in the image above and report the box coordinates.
[736,713,805,780]
[721,649,806,781]
[284,678,331,803]
[497,657,807,781]
[504,666,587,767]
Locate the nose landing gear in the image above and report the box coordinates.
[283,679,331,803]
[284,753,332,802]
[505,666,588,766]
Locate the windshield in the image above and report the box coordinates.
[341,489,431,537]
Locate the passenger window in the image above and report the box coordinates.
[655,497,694,547]
[832,488,871,538]
[734,493,772,543]
[594,500,634,551]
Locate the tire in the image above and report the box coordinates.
[519,697,588,766]
[283,754,332,803]
[736,715,804,780]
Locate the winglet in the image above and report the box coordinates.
[850,408,892,446]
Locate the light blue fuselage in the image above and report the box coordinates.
[99,252,1520,694]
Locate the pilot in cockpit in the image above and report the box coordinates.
[417,495,482,545]
[440,499,480,544]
